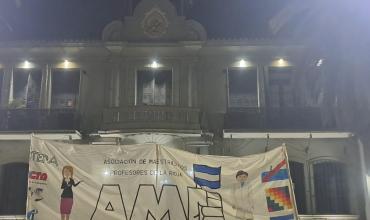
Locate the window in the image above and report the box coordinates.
[289,161,307,214]
[228,68,258,108]
[136,70,172,105]
[268,67,294,108]
[10,69,42,109]
[313,161,350,214]
[0,163,28,215]
[51,69,80,109]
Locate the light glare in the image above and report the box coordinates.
[64,60,70,68]
[151,61,159,69]
[316,59,324,67]
[238,59,248,68]
[23,60,31,69]
[274,58,290,67]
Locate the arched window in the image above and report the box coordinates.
[0,162,29,215]
[313,160,350,214]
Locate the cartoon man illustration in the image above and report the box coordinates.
[232,170,253,220]
[27,187,44,220]
[60,165,83,220]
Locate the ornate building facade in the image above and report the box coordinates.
[0,0,369,219]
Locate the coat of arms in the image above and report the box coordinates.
[142,8,169,38]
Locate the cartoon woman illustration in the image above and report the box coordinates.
[60,166,82,220]
[232,170,254,220]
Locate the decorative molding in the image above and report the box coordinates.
[141,8,169,38]
[102,20,124,42]
[102,0,207,42]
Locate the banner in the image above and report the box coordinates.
[27,137,298,220]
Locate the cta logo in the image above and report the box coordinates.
[29,171,48,181]
[30,151,58,167]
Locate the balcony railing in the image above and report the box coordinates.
[225,107,333,130]
[103,106,200,130]
[0,109,80,131]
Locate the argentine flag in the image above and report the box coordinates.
[193,164,221,189]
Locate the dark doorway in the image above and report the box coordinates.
[0,162,29,215]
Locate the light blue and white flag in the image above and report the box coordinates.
[193,164,221,189]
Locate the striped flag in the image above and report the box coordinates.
[193,164,221,189]
[261,160,289,183]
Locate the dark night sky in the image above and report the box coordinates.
[0,0,292,41]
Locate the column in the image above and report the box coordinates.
[39,64,50,109]
[1,66,12,107]
[358,138,370,220]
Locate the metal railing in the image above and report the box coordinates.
[224,107,333,130]
[103,106,201,130]
[0,109,80,131]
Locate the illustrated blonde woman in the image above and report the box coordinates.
[60,166,82,220]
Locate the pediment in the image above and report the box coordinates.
[102,0,206,42]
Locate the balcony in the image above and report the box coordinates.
[102,106,200,131]
[0,109,80,131]
[224,107,330,131]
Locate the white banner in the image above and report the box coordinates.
[27,137,298,220]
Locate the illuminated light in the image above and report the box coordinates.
[63,60,70,68]
[104,170,109,176]
[316,59,324,67]
[278,59,285,65]
[150,61,159,69]
[274,58,290,67]
[238,59,248,68]
[23,60,31,69]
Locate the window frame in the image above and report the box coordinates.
[266,66,296,109]
[226,66,260,110]
[135,67,174,106]
[309,158,351,215]
[50,68,82,110]
[10,68,43,109]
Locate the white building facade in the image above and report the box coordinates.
[0,0,369,219]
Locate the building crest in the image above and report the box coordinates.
[102,0,207,42]
[142,8,169,38]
